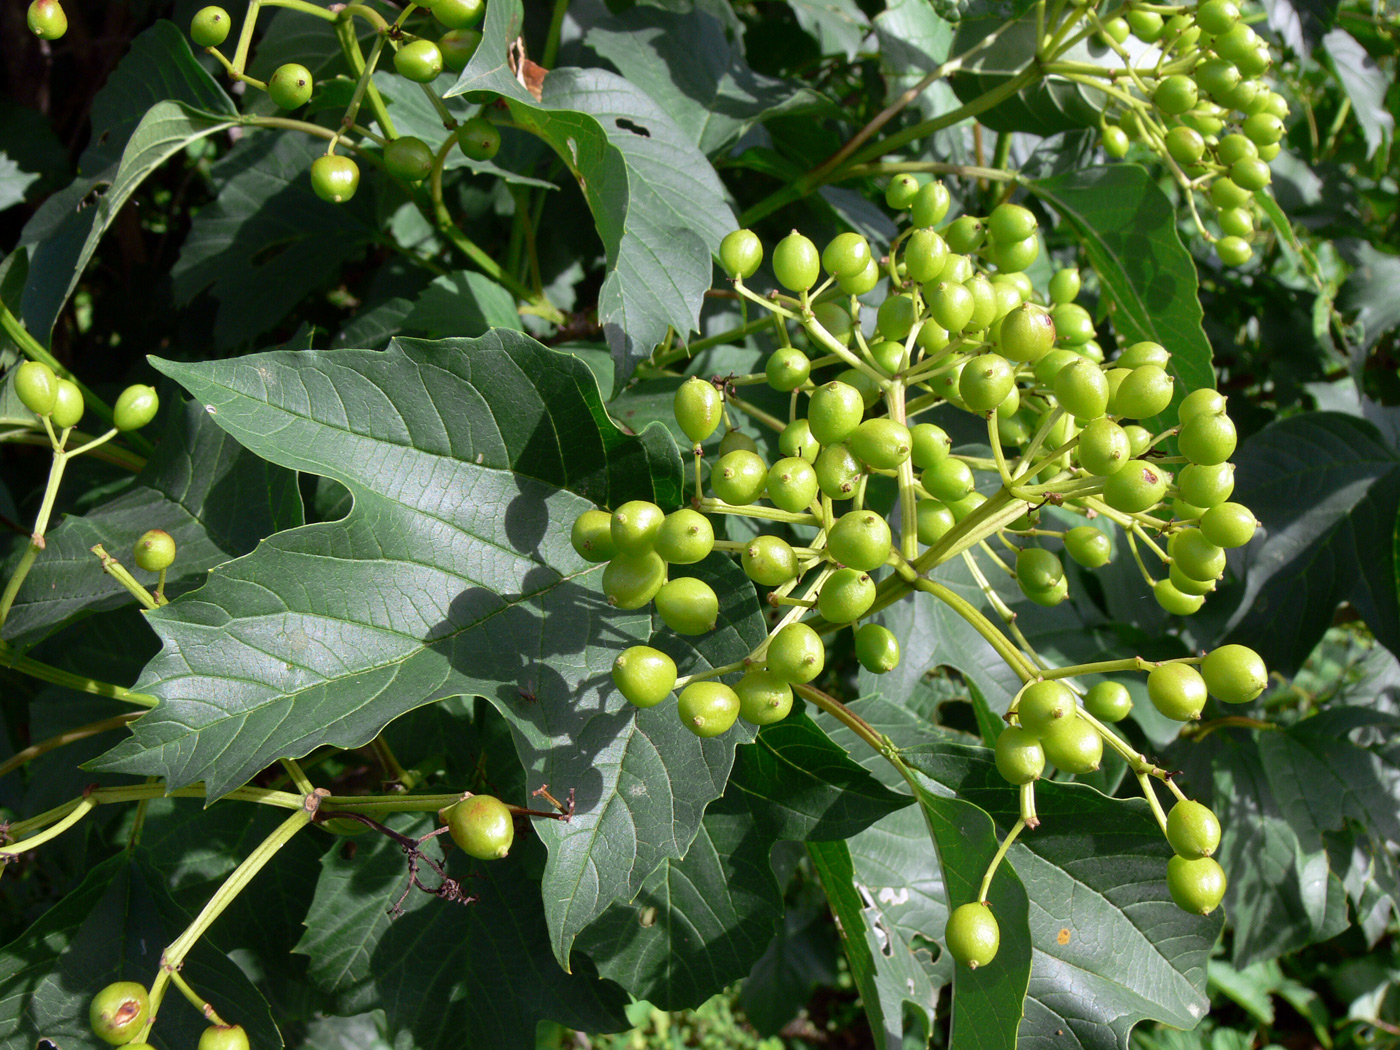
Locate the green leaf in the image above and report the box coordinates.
[1029,165,1216,427]
[787,0,871,60]
[872,0,961,125]
[2,397,304,648]
[171,130,379,349]
[0,850,280,1050]
[0,154,39,212]
[1339,241,1400,349]
[736,905,839,1035]
[336,270,522,350]
[298,816,630,1050]
[446,0,734,383]
[1322,29,1395,159]
[575,0,824,155]
[93,332,769,969]
[1226,412,1400,673]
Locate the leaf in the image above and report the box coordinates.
[171,130,379,349]
[336,270,523,350]
[1,397,304,648]
[93,332,771,969]
[1259,0,1339,53]
[1225,412,1400,673]
[574,0,824,155]
[0,155,39,213]
[872,0,960,125]
[297,817,630,1050]
[1322,30,1395,159]
[787,0,870,61]
[1029,165,1216,427]
[573,714,907,1008]
[1339,242,1400,349]
[446,0,734,384]
[0,850,280,1050]
[736,905,839,1035]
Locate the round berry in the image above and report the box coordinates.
[1112,365,1175,420]
[1017,679,1075,735]
[90,982,149,1045]
[779,418,820,462]
[1031,348,1077,389]
[1084,680,1132,722]
[854,623,900,674]
[1179,390,1226,425]
[602,551,667,609]
[674,376,723,445]
[1166,855,1227,915]
[27,0,66,39]
[903,228,949,283]
[1200,502,1256,548]
[808,381,865,446]
[916,499,956,545]
[457,116,501,161]
[433,0,485,28]
[1064,525,1112,568]
[655,577,720,635]
[113,384,159,431]
[1048,267,1081,305]
[1153,74,1198,115]
[945,215,986,254]
[999,304,1056,363]
[190,6,231,47]
[992,236,1039,273]
[310,154,360,203]
[198,1026,251,1050]
[612,646,677,707]
[815,444,863,500]
[735,670,794,725]
[1054,359,1110,419]
[14,360,58,416]
[1219,207,1254,239]
[818,568,876,623]
[1103,459,1169,513]
[922,457,975,503]
[50,379,83,429]
[909,423,952,470]
[827,511,892,572]
[814,302,856,347]
[717,430,758,457]
[395,38,444,81]
[1178,462,1235,508]
[766,347,811,392]
[1170,528,1225,582]
[268,63,314,109]
[445,794,514,859]
[767,457,820,513]
[1077,418,1131,476]
[868,338,904,376]
[610,500,665,554]
[1127,8,1164,40]
[1040,715,1102,774]
[1215,236,1254,268]
[1167,799,1221,859]
[766,622,825,683]
[677,681,740,737]
[571,509,616,563]
[133,529,176,572]
[1166,126,1206,165]
[1170,562,1217,596]
[743,535,798,586]
[1051,303,1095,347]
[1197,0,1241,34]
[655,509,714,565]
[945,902,999,969]
[928,282,975,333]
[885,173,920,210]
[988,202,1037,243]
[910,181,951,227]
[1148,663,1208,720]
[384,135,435,181]
[773,231,820,292]
[839,258,880,296]
[822,232,872,279]
[1201,644,1267,704]
[719,229,763,279]
[1102,124,1131,158]
[1016,548,1063,593]
[876,294,918,342]
[1022,574,1069,607]
[1242,112,1285,146]
[712,450,768,505]
[1178,412,1237,465]
[995,725,1045,785]
[1153,578,1205,616]
[1195,57,1242,101]
[439,28,483,71]
[959,353,1016,414]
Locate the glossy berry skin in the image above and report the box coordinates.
[1167,800,1221,859]
[1040,715,1102,774]
[1054,359,1110,419]
[1200,503,1256,548]
[1197,0,1241,34]
[885,173,920,210]
[767,457,819,513]
[1064,525,1111,569]
[1103,459,1169,514]
[14,360,58,416]
[1102,124,1130,158]
[1154,579,1205,616]
[1178,462,1235,508]
[571,509,616,562]
[735,670,794,725]
[849,419,912,471]
[1167,856,1227,915]
[922,458,975,504]
[743,535,798,586]
[992,235,1038,274]
[1017,680,1076,735]
[818,569,876,623]
[916,500,955,545]
[1016,548,1063,593]
[1202,644,1267,704]
[1178,412,1237,465]
[1048,267,1080,305]
[808,381,865,447]
[828,511,892,572]
[960,353,1016,413]
[1077,418,1130,477]
[1166,126,1206,165]
[999,303,1056,363]
[712,450,768,505]
[113,385,159,431]
[1153,74,1198,115]
[446,795,514,859]
[1243,112,1285,146]
[910,181,951,227]
[655,578,719,635]
[673,376,722,445]
[190,6,231,47]
[928,281,975,334]
[439,28,483,71]
[394,38,444,81]
[766,622,825,683]
[433,0,485,28]
[50,379,84,429]
[654,509,713,565]
[1148,663,1208,721]
[814,303,855,347]
[90,982,149,1045]
[821,232,871,279]
[904,229,948,283]
[995,726,1045,784]
[718,229,762,279]
[612,646,676,707]
[197,1025,251,1050]
[945,902,999,969]
[1178,388,1226,424]
[1112,365,1174,420]
[457,116,501,161]
[1084,680,1132,722]
[602,551,666,609]
[310,154,360,203]
[27,0,67,39]
[610,500,665,555]
[944,215,985,254]
[677,682,740,737]
[854,623,900,674]
[1171,528,1226,583]
[268,63,314,109]
[839,258,880,295]
[133,529,176,572]
[909,423,951,469]
[384,135,435,181]
[815,444,863,500]
[766,347,810,392]
[772,231,820,292]
[876,295,917,341]
[1219,207,1254,239]
[988,202,1037,243]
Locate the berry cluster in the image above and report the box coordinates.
[186,0,497,205]
[572,178,1269,969]
[1087,0,1287,263]
[15,361,159,434]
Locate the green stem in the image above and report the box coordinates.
[280,757,316,795]
[259,0,336,20]
[92,545,160,611]
[0,713,141,780]
[976,817,1026,902]
[542,0,569,68]
[912,577,1037,681]
[0,795,98,857]
[335,12,397,139]
[1137,772,1170,836]
[0,644,158,707]
[337,32,390,148]
[231,0,263,73]
[792,683,887,757]
[167,970,229,1027]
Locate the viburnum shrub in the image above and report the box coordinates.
[2,0,1394,1047]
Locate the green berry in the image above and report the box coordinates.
[433,0,485,28]
[1178,462,1234,507]
[1201,644,1267,704]
[602,551,667,609]
[818,568,876,623]
[959,353,1016,413]
[766,622,825,683]
[1016,547,1063,592]
[916,499,956,545]
[720,229,763,279]
[910,181,951,227]
[773,231,820,292]
[1197,0,1241,34]
[909,423,952,469]
[457,116,501,161]
[1064,525,1112,568]
[197,1025,251,1050]
[268,63,314,109]
[1153,74,1198,115]
[1040,715,1102,773]
[839,258,880,296]
[1170,528,1226,582]
[571,509,616,562]
[654,509,714,564]
[885,173,920,210]
[876,294,918,341]
[1054,358,1110,419]
[384,135,435,181]
[445,794,514,859]
[828,510,892,572]
[1048,267,1081,305]
[743,535,798,586]
[904,229,949,283]
[922,457,974,503]
[677,682,740,737]
[1166,126,1206,165]
[1102,124,1131,158]
[1209,178,1252,210]
[674,376,723,445]
[1103,459,1169,513]
[928,282,975,333]
[1153,578,1205,615]
[1123,424,1152,456]
[1170,562,1217,596]
[113,384,159,431]
[1147,663,1208,720]
[1242,112,1284,146]
[712,450,768,505]
[133,529,176,572]
[767,457,820,513]
[995,725,1045,784]
[988,202,1037,243]
[822,232,872,279]
[610,500,665,554]
[27,0,67,39]
[190,6,231,47]
[1084,680,1132,721]
[779,418,820,462]
[655,577,720,635]
[440,28,483,71]
[766,347,811,392]
[945,902,999,969]
[854,623,900,674]
[1077,418,1131,476]
[1166,855,1227,915]
[868,338,905,375]
[14,360,58,415]
[1200,502,1256,548]
[1196,57,1242,101]
[837,367,882,409]
[1127,8,1164,40]
[1219,207,1254,238]
[310,154,360,203]
[992,236,1039,274]
[1050,303,1094,347]
[1178,411,1237,465]
[50,379,83,429]
[945,215,986,255]
[815,444,863,500]
[1216,236,1254,267]
[1112,365,1175,419]
[1017,679,1075,735]
[395,38,444,81]
[808,381,865,446]
[999,303,1056,363]
[935,252,974,284]
[1230,157,1271,192]
[814,302,856,347]
[612,646,677,707]
[90,982,149,1045]
[735,670,794,725]
[1167,800,1221,859]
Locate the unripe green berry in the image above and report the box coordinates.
[719,229,763,279]
[1064,525,1112,568]
[1178,462,1235,507]
[766,347,810,392]
[457,116,501,161]
[190,6,231,47]
[945,215,986,255]
[602,551,667,609]
[854,623,900,674]
[808,381,865,446]
[827,510,892,572]
[743,535,797,586]
[815,444,863,500]
[1153,578,1205,615]
[1017,679,1075,735]
[677,681,740,737]
[1048,267,1081,305]
[821,232,872,279]
[766,622,825,683]
[27,0,67,40]
[433,0,485,28]
[910,181,951,227]
[446,794,514,859]
[1040,715,1102,773]
[612,645,677,707]
[384,135,435,181]
[909,423,952,469]
[988,202,1037,243]
[818,568,876,623]
[959,353,1016,413]
[1016,547,1064,592]
[134,529,176,572]
[1102,124,1131,158]
[1083,680,1132,721]
[1054,358,1110,419]
[113,384,159,431]
[1077,418,1131,476]
[50,379,84,429]
[198,1025,251,1050]
[572,509,617,563]
[654,508,714,564]
[736,670,794,725]
[903,229,949,283]
[1103,459,1169,513]
[90,982,149,1045]
[611,500,665,554]
[992,235,1039,273]
[1167,799,1221,859]
[1170,527,1226,582]
[945,902,999,969]
[814,302,856,347]
[439,28,483,71]
[773,231,820,291]
[995,726,1045,784]
[268,62,314,109]
[916,499,956,545]
[674,376,723,445]
[921,457,975,503]
[394,39,444,82]
[779,418,820,462]
[1201,644,1267,704]
[767,457,820,513]
[1178,411,1237,465]
[1147,663,1208,720]
[1200,502,1256,548]
[655,577,720,635]
[310,154,360,203]
[1167,855,1227,915]
[14,360,58,416]
[711,450,768,505]
[885,173,920,210]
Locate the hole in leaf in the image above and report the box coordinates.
[615,118,651,138]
